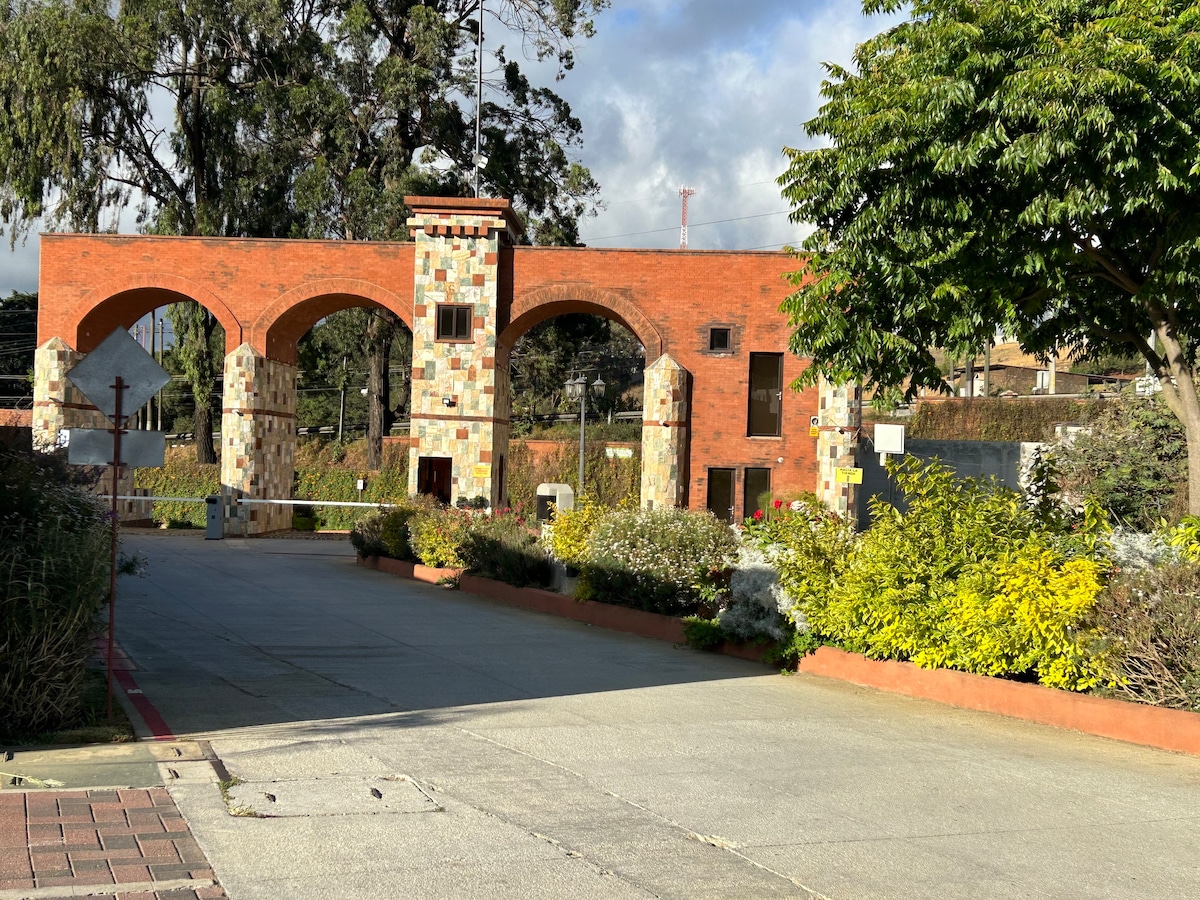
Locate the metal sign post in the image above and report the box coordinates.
[65,328,170,721]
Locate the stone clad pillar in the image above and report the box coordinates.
[34,337,151,521]
[640,354,689,509]
[221,343,297,535]
[33,337,109,448]
[405,198,521,508]
[815,376,859,521]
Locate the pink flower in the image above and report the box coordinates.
[753,509,764,520]
[773,499,783,509]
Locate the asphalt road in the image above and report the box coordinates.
[115,530,1200,899]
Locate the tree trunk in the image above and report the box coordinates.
[193,310,218,465]
[366,310,396,470]
[1143,303,1200,515]
[195,403,216,464]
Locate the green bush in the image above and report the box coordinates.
[507,440,639,513]
[542,495,608,570]
[1,449,111,740]
[133,449,218,527]
[409,508,472,569]
[459,510,553,588]
[1089,561,1200,711]
[583,507,739,615]
[909,397,1090,442]
[803,458,1107,690]
[349,512,387,558]
[1052,391,1188,529]
[741,495,858,635]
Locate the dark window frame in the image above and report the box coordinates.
[435,304,473,342]
[708,327,732,352]
[706,467,736,523]
[747,352,784,437]
[743,467,771,519]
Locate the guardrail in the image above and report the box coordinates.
[101,495,402,508]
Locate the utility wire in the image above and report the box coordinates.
[583,210,789,243]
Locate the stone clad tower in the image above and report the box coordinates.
[405,197,522,508]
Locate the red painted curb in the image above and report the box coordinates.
[799,646,1200,756]
[111,667,176,741]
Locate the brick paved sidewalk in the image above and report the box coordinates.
[0,788,227,900]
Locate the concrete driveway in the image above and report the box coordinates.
[115,530,1200,899]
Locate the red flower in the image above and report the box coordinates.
[753,509,764,520]
[773,499,783,509]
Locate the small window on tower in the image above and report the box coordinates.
[709,327,731,352]
[436,304,472,341]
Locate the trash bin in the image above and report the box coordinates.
[205,495,223,540]
[535,483,574,524]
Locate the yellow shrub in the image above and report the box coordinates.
[542,496,606,569]
[919,545,1106,690]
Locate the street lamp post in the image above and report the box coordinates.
[564,372,605,496]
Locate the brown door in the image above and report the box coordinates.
[417,457,452,505]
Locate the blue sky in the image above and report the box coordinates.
[0,0,899,297]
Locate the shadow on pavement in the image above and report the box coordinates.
[114,531,765,737]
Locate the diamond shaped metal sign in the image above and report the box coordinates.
[65,328,170,424]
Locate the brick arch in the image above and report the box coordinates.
[500,285,664,359]
[73,274,241,353]
[251,278,415,365]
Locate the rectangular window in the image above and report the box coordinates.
[708,327,731,352]
[744,468,771,519]
[706,468,735,523]
[436,304,472,341]
[747,353,783,436]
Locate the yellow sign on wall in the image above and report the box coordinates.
[471,463,491,479]
[835,467,863,485]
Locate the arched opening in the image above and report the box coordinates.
[502,309,646,512]
[283,297,416,531]
[73,291,230,469]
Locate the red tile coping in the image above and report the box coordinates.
[798,646,1200,757]
[360,554,1200,756]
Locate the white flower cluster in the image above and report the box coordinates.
[1106,527,1178,572]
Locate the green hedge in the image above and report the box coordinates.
[904,397,1094,442]
[1,449,110,740]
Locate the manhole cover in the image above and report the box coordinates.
[226,775,440,817]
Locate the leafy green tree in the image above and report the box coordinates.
[296,309,413,460]
[279,0,605,465]
[0,291,37,407]
[2,0,603,466]
[780,0,1200,513]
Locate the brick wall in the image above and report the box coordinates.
[38,203,829,517]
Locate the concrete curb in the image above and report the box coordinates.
[799,646,1200,756]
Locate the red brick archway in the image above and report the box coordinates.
[500,284,664,358]
[252,278,415,365]
[71,274,242,353]
[35,199,854,532]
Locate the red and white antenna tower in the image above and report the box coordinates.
[678,185,696,249]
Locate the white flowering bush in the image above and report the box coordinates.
[1105,527,1177,573]
[718,544,792,642]
[582,507,738,614]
